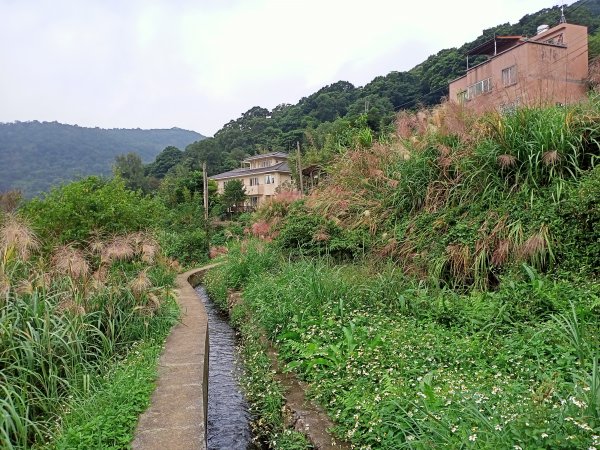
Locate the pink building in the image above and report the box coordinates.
[449,22,588,111]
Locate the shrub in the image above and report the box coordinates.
[274,201,369,259]
[21,177,160,245]
[157,195,208,266]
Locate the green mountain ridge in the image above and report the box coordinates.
[0,121,205,197]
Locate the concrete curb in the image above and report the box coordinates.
[132,264,219,450]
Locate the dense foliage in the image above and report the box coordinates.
[0,212,179,449]
[205,96,600,449]
[19,176,210,267]
[21,177,159,245]
[0,121,203,197]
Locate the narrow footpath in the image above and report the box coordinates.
[132,266,217,450]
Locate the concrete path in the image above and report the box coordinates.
[132,266,217,450]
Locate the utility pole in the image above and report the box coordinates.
[296,141,304,196]
[202,161,208,221]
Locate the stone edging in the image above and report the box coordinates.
[132,264,219,450]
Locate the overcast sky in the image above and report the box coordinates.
[0,0,566,135]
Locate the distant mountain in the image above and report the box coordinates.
[0,121,205,197]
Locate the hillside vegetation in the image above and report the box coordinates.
[0,173,214,449]
[205,97,600,449]
[167,0,600,179]
[0,121,204,197]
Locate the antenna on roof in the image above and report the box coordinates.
[559,4,567,24]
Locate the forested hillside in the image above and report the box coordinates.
[172,0,600,177]
[0,121,204,196]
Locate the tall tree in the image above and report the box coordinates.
[113,152,148,192]
[222,179,247,209]
[145,146,184,179]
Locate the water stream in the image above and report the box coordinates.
[194,286,253,450]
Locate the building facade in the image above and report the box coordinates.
[210,152,293,208]
[449,22,588,111]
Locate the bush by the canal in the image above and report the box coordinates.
[1,180,180,449]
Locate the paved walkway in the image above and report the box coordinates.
[132,266,217,450]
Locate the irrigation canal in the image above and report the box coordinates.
[195,286,254,450]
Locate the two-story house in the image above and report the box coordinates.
[210,151,293,208]
[449,21,588,111]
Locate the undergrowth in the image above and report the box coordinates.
[43,307,177,449]
[211,250,600,449]
[208,99,600,449]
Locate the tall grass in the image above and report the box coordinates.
[280,100,600,289]
[0,216,176,449]
[211,99,600,449]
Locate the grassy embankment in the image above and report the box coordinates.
[205,100,600,449]
[1,178,182,449]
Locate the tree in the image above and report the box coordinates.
[158,165,204,207]
[145,146,183,179]
[222,179,247,209]
[113,152,148,192]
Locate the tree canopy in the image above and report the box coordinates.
[222,179,247,209]
[0,121,204,197]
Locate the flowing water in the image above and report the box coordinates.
[195,286,254,450]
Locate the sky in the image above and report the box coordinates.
[0,0,567,136]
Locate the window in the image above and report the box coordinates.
[250,196,259,206]
[457,90,468,104]
[249,177,259,186]
[264,174,275,184]
[501,65,517,87]
[466,78,492,100]
[260,160,270,167]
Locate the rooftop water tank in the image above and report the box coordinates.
[537,24,550,34]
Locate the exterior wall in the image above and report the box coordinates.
[449,23,588,111]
